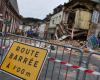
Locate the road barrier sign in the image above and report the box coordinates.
[1,41,48,80]
[0,32,100,80]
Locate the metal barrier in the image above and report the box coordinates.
[0,32,100,80]
[82,49,100,80]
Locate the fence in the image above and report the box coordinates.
[0,32,100,80]
[82,49,100,80]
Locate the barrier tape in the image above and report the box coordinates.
[48,57,100,76]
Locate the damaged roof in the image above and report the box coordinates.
[64,0,98,10]
[9,0,19,14]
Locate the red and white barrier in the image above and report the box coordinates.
[48,57,100,76]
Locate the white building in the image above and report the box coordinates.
[24,26,31,32]
[48,11,64,39]
[49,11,63,28]
[38,23,46,38]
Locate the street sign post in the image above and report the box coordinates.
[1,41,48,80]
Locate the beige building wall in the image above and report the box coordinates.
[49,11,63,28]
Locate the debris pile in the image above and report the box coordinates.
[48,40,86,48]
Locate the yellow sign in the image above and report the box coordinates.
[1,41,47,80]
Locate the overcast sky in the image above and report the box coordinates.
[17,0,69,19]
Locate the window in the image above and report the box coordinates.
[52,20,54,24]
[59,15,61,19]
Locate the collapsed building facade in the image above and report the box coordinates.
[48,5,64,39]
[49,0,100,40]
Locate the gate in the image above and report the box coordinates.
[0,32,100,80]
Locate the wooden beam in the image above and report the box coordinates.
[66,30,72,34]
[67,28,84,32]
[73,31,87,37]
[64,2,79,11]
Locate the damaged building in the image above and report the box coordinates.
[48,5,64,39]
[49,0,100,41]
[63,0,100,40]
